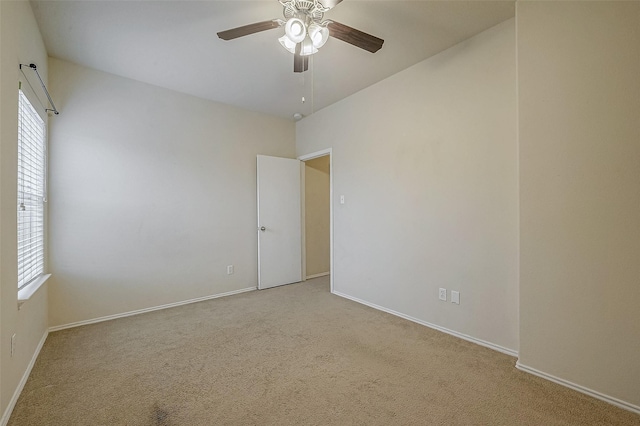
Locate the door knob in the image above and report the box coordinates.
[259,226,266,231]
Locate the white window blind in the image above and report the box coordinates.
[17,89,46,289]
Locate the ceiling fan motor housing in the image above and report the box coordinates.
[282,0,326,22]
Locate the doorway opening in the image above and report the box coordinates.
[299,149,333,293]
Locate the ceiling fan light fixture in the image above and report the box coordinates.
[308,23,329,49]
[299,36,318,56]
[278,35,297,54]
[285,17,307,43]
[217,0,385,73]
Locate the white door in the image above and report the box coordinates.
[257,155,302,289]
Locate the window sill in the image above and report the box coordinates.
[18,274,51,309]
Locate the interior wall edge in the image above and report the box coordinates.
[516,0,640,407]
[333,290,518,358]
[306,272,330,280]
[48,286,256,333]
[516,362,640,415]
[0,330,48,426]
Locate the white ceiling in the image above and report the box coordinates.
[31,1,515,120]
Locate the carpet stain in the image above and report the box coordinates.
[152,403,171,425]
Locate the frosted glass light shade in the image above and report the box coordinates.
[308,23,329,49]
[278,35,297,54]
[285,18,306,43]
[299,36,318,56]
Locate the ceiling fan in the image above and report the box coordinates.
[217,0,384,73]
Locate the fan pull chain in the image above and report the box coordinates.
[311,54,315,114]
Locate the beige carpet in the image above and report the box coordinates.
[9,277,640,425]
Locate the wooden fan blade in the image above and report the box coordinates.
[318,0,343,10]
[217,20,281,40]
[327,21,384,53]
[294,43,309,73]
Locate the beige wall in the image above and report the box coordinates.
[518,1,640,407]
[304,156,330,277]
[297,19,519,352]
[0,0,49,421]
[47,59,295,327]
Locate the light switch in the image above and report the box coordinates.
[340,195,345,204]
[451,291,460,304]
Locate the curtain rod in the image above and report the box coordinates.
[19,63,59,115]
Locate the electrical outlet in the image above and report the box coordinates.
[451,290,460,305]
[11,334,16,357]
[439,288,447,301]
[227,265,234,275]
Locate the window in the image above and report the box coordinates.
[17,89,46,290]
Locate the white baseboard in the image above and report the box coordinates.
[334,291,639,413]
[332,290,518,357]
[49,287,257,332]
[1,330,49,426]
[516,362,640,415]
[306,272,330,280]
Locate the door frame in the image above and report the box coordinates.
[298,148,333,293]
